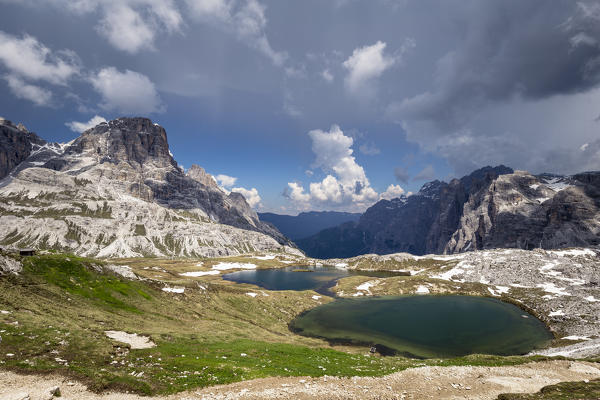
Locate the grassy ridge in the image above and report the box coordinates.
[0,254,562,395]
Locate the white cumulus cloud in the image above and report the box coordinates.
[0,31,80,85]
[4,74,52,106]
[215,174,238,188]
[65,115,107,133]
[89,67,163,115]
[98,4,157,53]
[343,41,395,95]
[285,182,311,203]
[380,184,405,200]
[4,1,183,54]
[285,125,379,211]
[232,186,261,208]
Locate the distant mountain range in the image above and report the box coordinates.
[2,116,598,260]
[0,117,294,257]
[258,211,361,240]
[296,166,600,258]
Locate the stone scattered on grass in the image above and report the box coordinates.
[104,331,155,349]
[104,264,138,280]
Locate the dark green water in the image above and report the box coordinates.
[289,295,553,358]
[222,266,405,295]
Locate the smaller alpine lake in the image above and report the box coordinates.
[290,295,553,358]
[222,265,405,294]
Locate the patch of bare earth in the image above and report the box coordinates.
[1,360,600,400]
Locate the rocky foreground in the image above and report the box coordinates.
[1,360,599,400]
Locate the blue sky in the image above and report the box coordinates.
[1,0,600,213]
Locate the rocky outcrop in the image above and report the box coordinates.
[186,164,218,188]
[298,166,600,258]
[0,117,291,257]
[65,117,176,169]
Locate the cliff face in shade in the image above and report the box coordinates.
[0,118,46,180]
[0,117,294,258]
[297,166,600,258]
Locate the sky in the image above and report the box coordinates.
[1,0,600,214]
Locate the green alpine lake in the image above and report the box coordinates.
[289,295,553,358]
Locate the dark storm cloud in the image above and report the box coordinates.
[391,0,600,130]
[385,0,600,176]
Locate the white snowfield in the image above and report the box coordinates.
[179,270,220,277]
[162,287,185,293]
[416,285,430,294]
[353,280,379,296]
[211,262,257,271]
[487,286,510,297]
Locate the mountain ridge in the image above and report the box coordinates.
[0,117,294,258]
[296,166,600,258]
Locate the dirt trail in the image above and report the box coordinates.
[1,360,599,400]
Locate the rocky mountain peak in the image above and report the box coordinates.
[186,164,219,188]
[0,115,292,257]
[16,122,28,133]
[418,180,446,198]
[67,117,176,169]
[459,165,513,193]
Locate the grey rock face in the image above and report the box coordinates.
[446,171,600,252]
[0,119,45,180]
[65,117,177,169]
[298,166,513,258]
[0,117,291,257]
[0,253,22,275]
[186,164,219,188]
